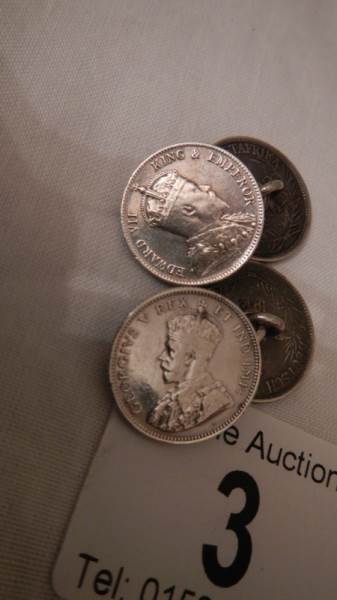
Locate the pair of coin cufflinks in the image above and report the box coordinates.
[110,138,313,444]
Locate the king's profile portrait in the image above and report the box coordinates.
[135,170,256,275]
[148,308,234,432]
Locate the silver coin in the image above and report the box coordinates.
[121,143,264,285]
[109,288,261,443]
[215,137,311,261]
[211,262,314,401]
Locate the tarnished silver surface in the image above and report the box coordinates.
[109,288,261,443]
[121,143,264,285]
[212,262,314,401]
[215,137,311,261]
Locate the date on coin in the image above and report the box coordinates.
[212,262,314,401]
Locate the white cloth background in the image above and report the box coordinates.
[1,1,336,598]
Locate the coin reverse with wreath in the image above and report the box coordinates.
[212,262,314,401]
[121,143,264,286]
[215,137,311,261]
[109,288,261,443]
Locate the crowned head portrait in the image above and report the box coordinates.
[147,308,234,432]
[136,170,256,275]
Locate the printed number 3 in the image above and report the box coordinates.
[202,470,260,587]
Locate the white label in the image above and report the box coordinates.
[53,407,337,600]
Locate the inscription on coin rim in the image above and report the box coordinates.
[121,143,264,286]
[213,260,314,402]
[252,266,314,402]
[215,136,311,262]
[110,288,261,444]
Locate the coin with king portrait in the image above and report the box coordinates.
[109,288,261,443]
[121,143,264,285]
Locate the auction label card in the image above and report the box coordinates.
[53,407,337,600]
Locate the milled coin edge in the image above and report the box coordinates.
[109,287,262,443]
[120,142,264,286]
